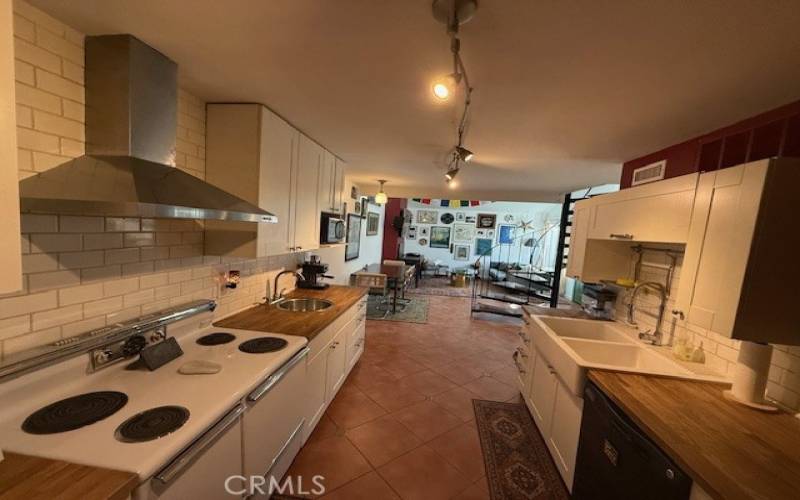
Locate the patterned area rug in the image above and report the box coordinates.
[473,400,569,500]
[366,296,429,323]
[406,276,474,297]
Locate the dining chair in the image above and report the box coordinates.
[352,272,390,318]
[383,260,412,309]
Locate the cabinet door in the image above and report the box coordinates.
[319,150,335,213]
[304,351,328,440]
[0,0,21,293]
[260,108,298,256]
[548,381,583,491]
[528,352,558,436]
[346,314,365,374]
[294,135,321,251]
[333,158,345,212]
[325,329,347,401]
[565,201,591,279]
[675,163,767,337]
[588,174,697,243]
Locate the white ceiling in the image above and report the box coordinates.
[32,0,800,202]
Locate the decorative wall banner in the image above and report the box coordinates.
[411,198,493,207]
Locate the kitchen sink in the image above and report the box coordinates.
[537,316,633,343]
[527,315,727,397]
[277,298,333,312]
[561,338,693,376]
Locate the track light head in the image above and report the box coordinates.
[445,167,459,181]
[455,146,473,162]
[432,73,461,100]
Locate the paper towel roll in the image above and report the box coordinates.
[730,341,772,404]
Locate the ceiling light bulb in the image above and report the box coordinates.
[374,180,388,205]
[455,146,473,162]
[445,167,459,181]
[432,73,459,100]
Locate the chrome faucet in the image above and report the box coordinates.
[270,270,303,305]
[627,281,668,345]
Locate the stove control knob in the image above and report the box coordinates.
[122,335,147,357]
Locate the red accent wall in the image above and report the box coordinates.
[621,100,800,188]
[381,197,407,260]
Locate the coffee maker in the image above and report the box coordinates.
[297,255,333,289]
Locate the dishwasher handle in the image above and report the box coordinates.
[154,403,244,485]
[248,346,310,402]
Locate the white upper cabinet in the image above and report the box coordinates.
[0,0,22,293]
[294,134,321,252]
[205,104,320,256]
[333,158,346,212]
[675,158,800,343]
[318,151,346,214]
[588,173,698,243]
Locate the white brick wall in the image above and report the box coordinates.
[614,247,800,411]
[1,1,300,360]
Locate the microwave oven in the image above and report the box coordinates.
[320,212,345,244]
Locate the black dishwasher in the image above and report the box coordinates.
[572,381,692,500]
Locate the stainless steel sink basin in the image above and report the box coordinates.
[276,298,333,312]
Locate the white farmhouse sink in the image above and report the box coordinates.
[528,315,726,397]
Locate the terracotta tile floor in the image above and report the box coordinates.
[286,295,522,499]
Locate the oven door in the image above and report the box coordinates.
[242,347,310,498]
[135,405,244,499]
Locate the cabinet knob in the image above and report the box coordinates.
[609,233,634,240]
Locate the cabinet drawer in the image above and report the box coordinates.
[307,297,365,361]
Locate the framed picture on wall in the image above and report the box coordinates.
[430,226,451,248]
[366,212,380,236]
[345,213,361,261]
[419,226,430,237]
[453,223,475,242]
[359,197,369,217]
[406,225,417,240]
[477,213,497,229]
[455,212,466,222]
[497,224,515,245]
[416,210,438,224]
[454,244,470,261]
[475,238,493,256]
[465,215,476,224]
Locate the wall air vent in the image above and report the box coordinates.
[631,160,667,186]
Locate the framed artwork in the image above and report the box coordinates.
[503,214,515,223]
[498,224,515,245]
[477,213,497,229]
[359,197,368,217]
[353,199,362,215]
[416,210,438,224]
[465,215,476,224]
[350,186,359,200]
[345,214,361,261]
[476,229,486,237]
[440,212,455,224]
[453,223,475,242]
[366,212,380,236]
[430,226,451,248]
[406,225,417,240]
[475,238,493,256]
[455,212,466,222]
[487,229,495,239]
[454,244,470,261]
[419,226,430,237]
[418,238,428,246]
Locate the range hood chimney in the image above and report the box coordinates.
[19,35,276,223]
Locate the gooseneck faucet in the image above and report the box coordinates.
[627,281,668,345]
[270,270,304,305]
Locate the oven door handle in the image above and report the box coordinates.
[247,346,310,402]
[154,403,244,485]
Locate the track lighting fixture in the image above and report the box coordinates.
[455,146,473,162]
[374,180,388,205]
[445,166,460,182]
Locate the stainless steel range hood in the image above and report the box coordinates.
[19,35,276,223]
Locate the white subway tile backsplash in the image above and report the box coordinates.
[36,69,84,103]
[106,306,141,324]
[58,283,103,306]
[14,81,61,114]
[140,246,170,262]
[105,217,141,232]
[32,304,82,331]
[83,296,123,318]
[139,272,169,289]
[0,315,32,341]
[168,269,192,284]
[103,277,139,297]
[14,38,61,73]
[83,233,122,250]
[28,269,80,291]
[80,264,121,283]
[58,250,104,270]
[32,109,84,141]
[123,289,155,308]
[21,253,58,273]
[59,215,104,233]
[34,26,83,65]
[122,261,154,277]
[30,233,82,253]
[124,233,155,247]
[105,248,140,265]
[61,315,106,338]
[4,327,61,356]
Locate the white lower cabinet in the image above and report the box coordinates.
[525,348,582,493]
[304,347,328,435]
[325,328,347,400]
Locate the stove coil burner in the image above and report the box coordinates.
[238,337,288,354]
[196,332,236,346]
[22,391,128,435]
[115,405,190,443]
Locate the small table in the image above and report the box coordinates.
[358,263,415,314]
[450,267,476,288]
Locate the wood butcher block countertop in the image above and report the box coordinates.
[0,452,138,500]
[588,370,800,500]
[214,285,367,340]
